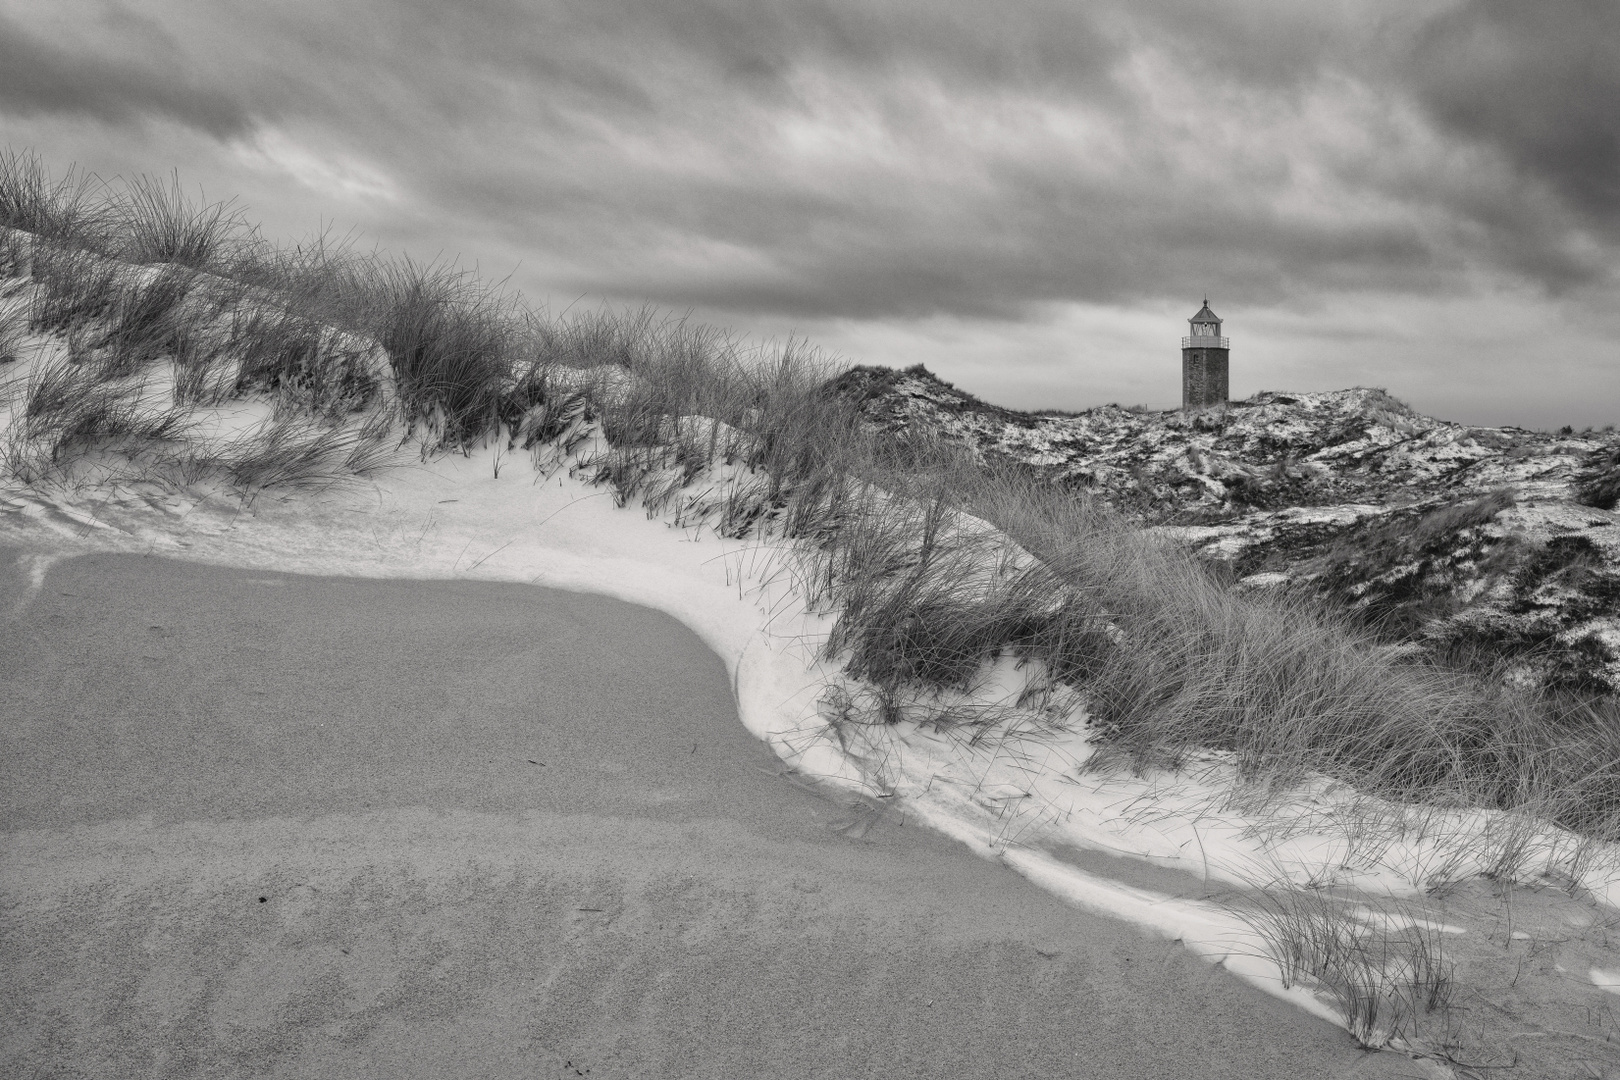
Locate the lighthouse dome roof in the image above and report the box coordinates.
[1190,301,1220,324]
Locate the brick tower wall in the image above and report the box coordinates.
[1182,347,1229,410]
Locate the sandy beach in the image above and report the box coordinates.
[0,549,1422,1079]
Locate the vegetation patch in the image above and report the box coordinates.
[1578,445,1620,511]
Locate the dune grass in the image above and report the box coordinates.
[114,171,252,270]
[0,149,114,249]
[0,350,192,484]
[26,242,122,339]
[371,259,517,444]
[0,288,27,366]
[0,155,399,493]
[1239,886,1455,1049]
[1580,445,1620,511]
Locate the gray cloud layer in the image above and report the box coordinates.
[1405,0,1620,287]
[0,10,249,137]
[3,0,1615,320]
[1410,0,1620,224]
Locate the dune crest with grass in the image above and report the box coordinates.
[834,364,1620,695]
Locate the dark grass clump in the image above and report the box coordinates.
[114,172,252,270]
[1578,444,1620,511]
[1,353,190,482]
[228,307,380,416]
[0,149,112,249]
[558,311,880,540]
[25,243,122,337]
[1240,886,1454,1050]
[0,289,27,365]
[372,260,514,446]
[497,356,593,457]
[179,410,400,492]
[809,473,1113,698]
[89,265,199,379]
[221,228,379,328]
[0,227,29,279]
[0,153,252,275]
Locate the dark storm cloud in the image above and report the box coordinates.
[0,11,250,137]
[1407,0,1620,229]
[570,161,1442,321]
[4,0,1615,321]
[1394,0,1620,292]
[359,0,1599,317]
[320,0,1455,317]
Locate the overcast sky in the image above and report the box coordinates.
[3,0,1617,427]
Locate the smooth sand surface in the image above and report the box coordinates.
[0,549,1425,1079]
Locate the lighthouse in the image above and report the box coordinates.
[1182,300,1229,410]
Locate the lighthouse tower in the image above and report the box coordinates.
[1181,300,1229,410]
